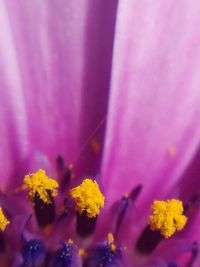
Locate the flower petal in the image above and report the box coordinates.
[0,1,118,188]
[101,0,200,213]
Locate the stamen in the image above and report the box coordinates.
[76,211,97,237]
[108,233,116,252]
[0,232,6,252]
[136,225,163,254]
[0,208,8,252]
[24,169,59,204]
[149,199,187,238]
[69,178,105,218]
[0,207,9,231]
[70,178,104,237]
[33,192,56,228]
[24,171,57,228]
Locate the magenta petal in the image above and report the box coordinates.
[101,1,200,210]
[0,1,117,188]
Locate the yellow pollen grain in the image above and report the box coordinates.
[69,178,105,218]
[0,208,9,231]
[108,232,116,252]
[149,199,187,238]
[24,169,59,204]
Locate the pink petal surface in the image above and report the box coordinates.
[101,0,200,215]
[0,0,117,189]
[0,1,199,266]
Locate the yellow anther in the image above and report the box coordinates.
[108,232,116,251]
[0,208,9,231]
[24,169,59,204]
[149,199,187,238]
[108,232,114,244]
[69,178,105,218]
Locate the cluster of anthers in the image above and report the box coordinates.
[0,168,188,266]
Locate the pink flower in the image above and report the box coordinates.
[0,1,200,266]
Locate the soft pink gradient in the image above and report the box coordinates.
[0,1,199,266]
[0,0,117,190]
[101,0,200,215]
